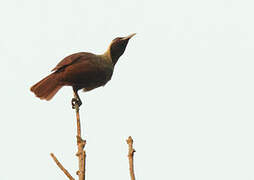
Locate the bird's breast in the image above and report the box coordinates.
[82,63,113,91]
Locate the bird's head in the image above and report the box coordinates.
[108,33,136,65]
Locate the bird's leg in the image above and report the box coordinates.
[72,89,82,109]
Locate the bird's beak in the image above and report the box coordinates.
[122,33,136,40]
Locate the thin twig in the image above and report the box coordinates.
[50,153,75,180]
[126,136,136,180]
[74,93,86,180]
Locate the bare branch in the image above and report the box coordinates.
[74,94,86,180]
[50,92,86,180]
[126,136,136,180]
[50,153,75,180]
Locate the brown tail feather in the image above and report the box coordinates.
[30,73,62,100]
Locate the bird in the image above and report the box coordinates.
[30,33,136,108]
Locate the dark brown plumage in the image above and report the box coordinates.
[30,33,136,106]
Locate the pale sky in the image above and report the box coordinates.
[1,0,254,180]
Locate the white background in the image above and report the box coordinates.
[0,0,254,179]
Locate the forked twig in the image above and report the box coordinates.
[51,93,86,180]
[51,94,137,180]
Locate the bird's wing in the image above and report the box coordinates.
[59,57,113,88]
[51,52,95,72]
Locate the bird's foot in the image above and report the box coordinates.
[71,98,82,109]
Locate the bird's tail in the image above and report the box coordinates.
[30,73,62,101]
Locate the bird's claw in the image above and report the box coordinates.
[71,98,82,109]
